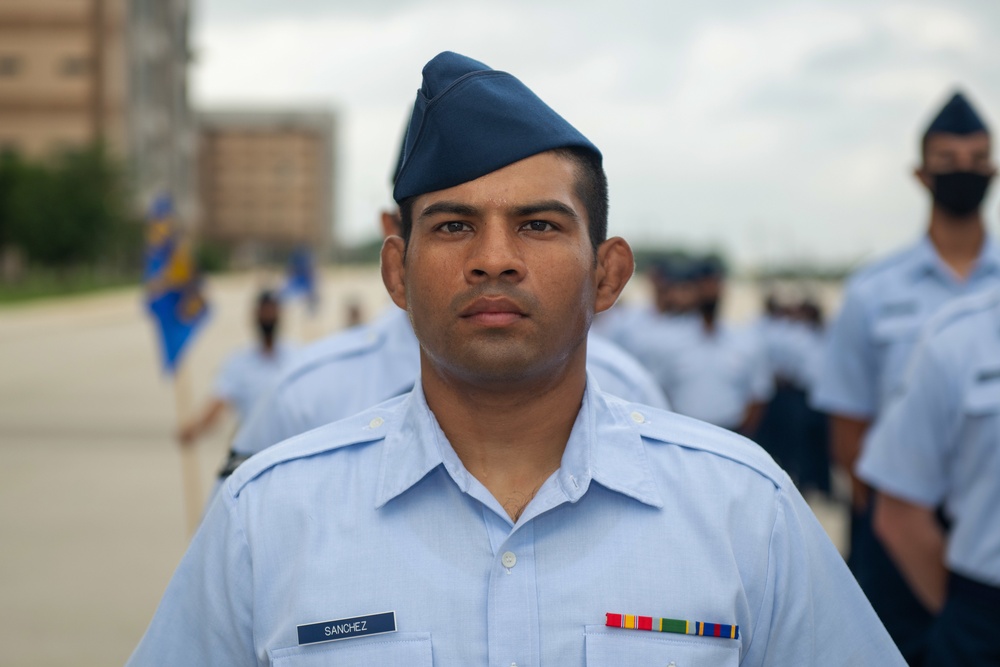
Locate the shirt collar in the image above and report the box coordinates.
[911,234,1000,281]
[374,374,663,510]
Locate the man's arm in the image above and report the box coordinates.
[738,401,766,437]
[857,328,958,615]
[829,414,871,511]
[126,488,256,665]
[811,285,878,511]
[741,486,906,665]
[873,492,946,613]
[178,398,229,446]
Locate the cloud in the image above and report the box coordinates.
[190,0,1000,266]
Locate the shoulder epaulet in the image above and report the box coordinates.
[278,322,387,387]
[846,242,922,290]
[227,396,406,496]
[622,400,790,490]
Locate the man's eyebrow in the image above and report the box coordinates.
[511,200,580,220]
[417,201,479,220]
[417,199,580,221]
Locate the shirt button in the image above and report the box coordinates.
[501,551,517,568]
[630,411,645,424]
[368,417,384,429]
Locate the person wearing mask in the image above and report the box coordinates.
[812,90,999,663]
[178,290,296,477]
[858,287,1000,666]
[630,256,772,435]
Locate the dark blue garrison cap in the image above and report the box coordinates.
[392,51,601,203]
[923,91,989,139]
[655,257,701,284]
[696,255,727,280]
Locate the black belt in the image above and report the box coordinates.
[949,571,1000,608]
[218,449,252,479]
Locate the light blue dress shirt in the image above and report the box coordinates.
[609,309,701,397]
[662,324,772,429]
[232,308,669,456]
[857,288,1000,587]
[620,314,771,430]
[756,317,826,393]
[213,342,297,422]
[813,236,1000,420]
[129,379,903,666]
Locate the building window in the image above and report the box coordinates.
[0,55,21,76]
[60,56,89,77]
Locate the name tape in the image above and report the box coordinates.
[297,611,397,646]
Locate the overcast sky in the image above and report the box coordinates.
[190,0,1000,270]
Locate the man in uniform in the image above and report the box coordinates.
[128,51,902,666]
[858,287,1000,666]
[812,90,999,662]
[177,290,295,456]
[619,256,772,435]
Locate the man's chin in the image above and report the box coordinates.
[437,347,557,387]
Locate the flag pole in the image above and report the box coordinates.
[173,360,202,536]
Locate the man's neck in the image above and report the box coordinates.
[420,353,587,522]
[927,206,986,280]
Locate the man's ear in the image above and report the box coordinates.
[594,237,634,314]
[380,210,402,239]
[913,166,933,192]
[381,235,407,310]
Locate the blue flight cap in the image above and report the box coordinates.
[654,257,700,284]
[923,91,989,140]
[393,51,601,203]
[696,256,727,280]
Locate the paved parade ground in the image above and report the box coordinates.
[0,268,846,666]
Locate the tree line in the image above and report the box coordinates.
[0,144,141,280]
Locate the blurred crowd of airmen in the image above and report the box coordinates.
[131,54,999,666]
[597,256,833,496]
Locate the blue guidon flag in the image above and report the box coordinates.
[143,194,210,374]
[281,245,318,314]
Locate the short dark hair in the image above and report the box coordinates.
[398,147,609,250]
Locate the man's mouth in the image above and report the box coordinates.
[459,297,528,326]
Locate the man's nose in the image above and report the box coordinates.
[464,222,527,282]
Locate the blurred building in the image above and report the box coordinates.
[197,110,336,259]
[0,0,196,224]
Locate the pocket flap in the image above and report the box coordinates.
[964,370,1000,415]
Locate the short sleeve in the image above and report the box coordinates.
[742,486,906,665]
[126,488,256,665]
[213,352,245,404]
[811,285,877,418]
[856,339,958,507]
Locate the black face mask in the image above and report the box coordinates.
[258,320,277,342]
[698,298,719,322]
[931,171,992,217]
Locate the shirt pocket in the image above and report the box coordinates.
[963,374,1000,416]
[268,632,432,666]
[585,626,739,667]
[872,314,920,345]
